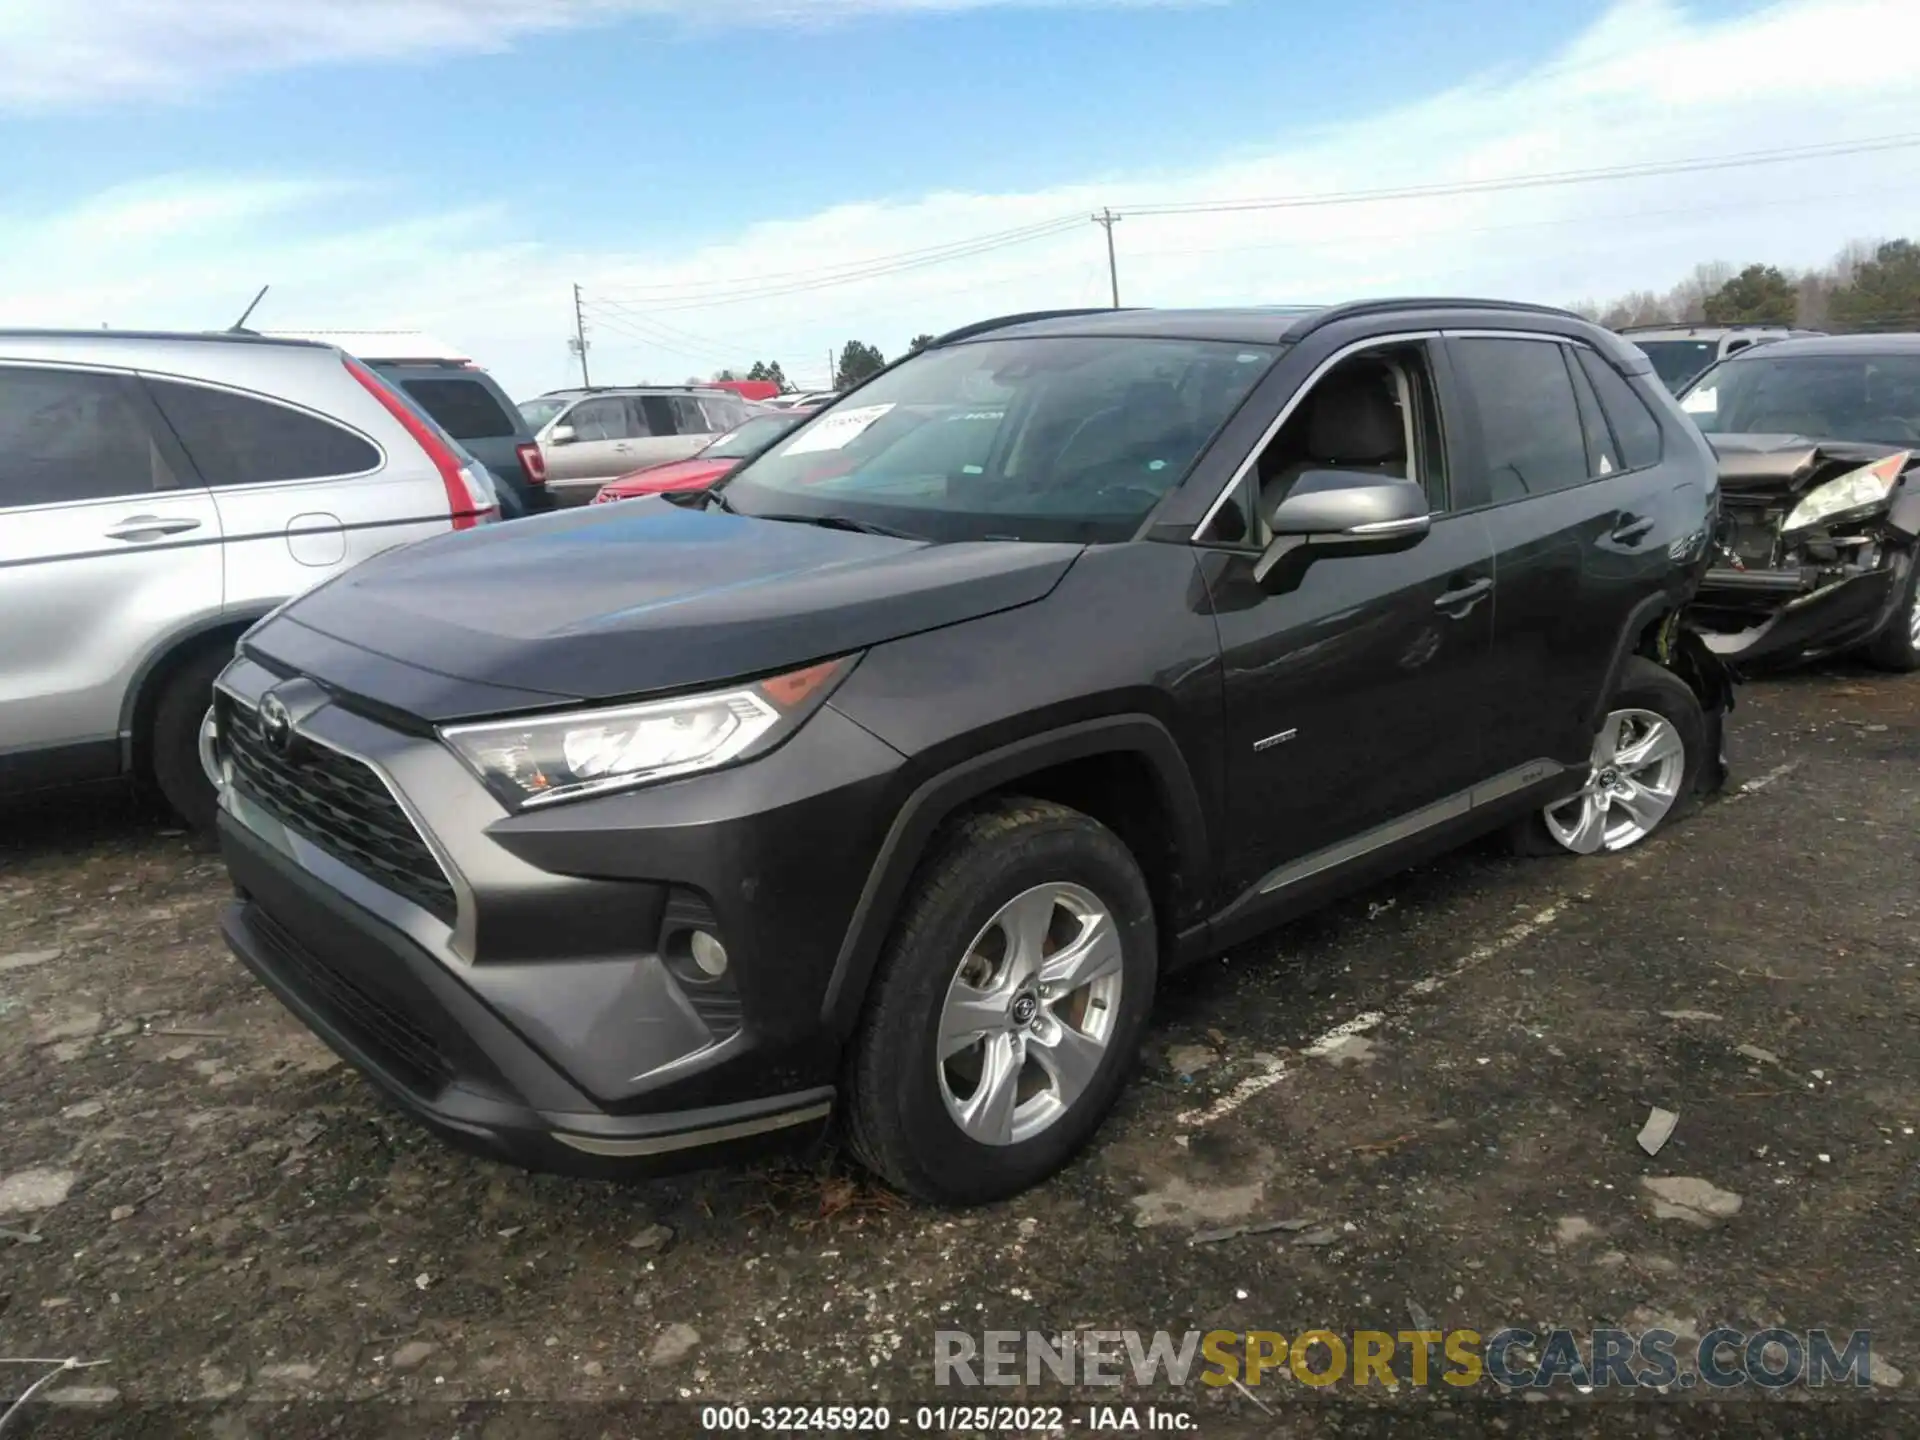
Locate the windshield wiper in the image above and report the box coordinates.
[703,487,739,514]
[756,512,923,540]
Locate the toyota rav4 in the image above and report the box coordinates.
[207,301,1730,1205]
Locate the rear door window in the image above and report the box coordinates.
[0,366,178,509]
[1450,338,1592,502]
[398,378,518,441]
[565,397,638,442]
[639,396,680,436]
[146,379,379,486]
[1575,350,1664,471]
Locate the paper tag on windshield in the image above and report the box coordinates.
[1682,387,1717,414]
[781,403,895,456]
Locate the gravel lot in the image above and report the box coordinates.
[2,667,1917,1438]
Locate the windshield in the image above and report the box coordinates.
[1636,340,1720,392]
[519,396,572,431]
[1679,354,1920,447]
[718,336,1279,543]
[703,413,803,460]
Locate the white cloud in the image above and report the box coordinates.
[4,0,1920,397]
[0,0,1199,109]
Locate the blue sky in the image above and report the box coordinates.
[2,0,1917,395]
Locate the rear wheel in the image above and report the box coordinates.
[149,646,233,833]
[1512,657,1706,857]
[1864,554,1920,672]
[846,799,1157,1205]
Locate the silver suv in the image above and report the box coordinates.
[517,387,758,504]
[0,330,499,829]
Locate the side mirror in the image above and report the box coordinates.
[1254,470,1431,592]
[548,424,577,446]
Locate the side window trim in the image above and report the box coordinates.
[1191,329,1441,543]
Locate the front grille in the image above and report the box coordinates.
[247,906,452,1095]
[219,694,459,925]
[1718,499,1782,569]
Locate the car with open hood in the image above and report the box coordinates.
[1679,334,1920,672]
[204,300,1728,1204]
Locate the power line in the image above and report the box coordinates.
[587,215,1088,312]
[590,213,1086,301]
[1113,132,1920,219]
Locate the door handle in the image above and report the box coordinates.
[105,515,202,542]
[1433,577,1493,614]
[1611,514,1656,545]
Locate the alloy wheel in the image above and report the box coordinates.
[1908,578,1920,649]
[935,882,1124,1146]
[1543,708,1687,854]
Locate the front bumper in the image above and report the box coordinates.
[1693,557,1905,670]
[209,653,905,1176]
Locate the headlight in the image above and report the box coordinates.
[440,656,854,810]
[1783,451,1910,533]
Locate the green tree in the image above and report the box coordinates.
[1702,264,1797,325]
[746,360,793,391]
[1829,239,1920,332]
[909,333,937,352]
[713,368,739,382]
[835,340,886,389]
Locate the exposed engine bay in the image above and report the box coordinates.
[1689,435,1917,671]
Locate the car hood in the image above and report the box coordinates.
[602,457,733,497]
[247,500,1083,721]
[1707,433,1911,497]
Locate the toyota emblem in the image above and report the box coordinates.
[258,692,294,755]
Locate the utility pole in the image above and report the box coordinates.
[828,346,837,390]
[1092,209,1122,308]
[571,283,592,387]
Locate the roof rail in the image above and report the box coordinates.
[928,309,1129,347]
[1615,321,1795,334]
[1286,297,1589,340]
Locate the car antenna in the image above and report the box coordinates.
[228,284,270,334]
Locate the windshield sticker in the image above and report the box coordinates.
[781,403,896,456]
[1682,387,1718,414]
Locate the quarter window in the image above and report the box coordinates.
[671,396,712,434]
[0,367,176,509]
[147,379,379,487]
[1451,338,1590,501]
[1565,348,1621,478]
[1575,350,1664,470]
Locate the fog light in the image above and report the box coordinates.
[689,930,729,978]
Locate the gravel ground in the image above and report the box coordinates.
[2,666,1916,1439]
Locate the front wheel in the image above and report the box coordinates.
[1863,554,1920,672]
[846,799,1157,1205]
[1513,656,1706,857]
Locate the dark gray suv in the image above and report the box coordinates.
[209,300,1730,1205]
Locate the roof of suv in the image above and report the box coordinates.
[933,299,1643,362]
[1708,333,1920,359]
[0,327,332,351]
[538,385,736,399]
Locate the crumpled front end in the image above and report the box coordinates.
[1689,435,1917,671]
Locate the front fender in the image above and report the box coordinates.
[816,714,1208,1036]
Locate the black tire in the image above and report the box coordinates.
[150,645,233,833]
[846,798,1157,1206]
[1864,554,1920,672]
[1510,656,1708,858]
